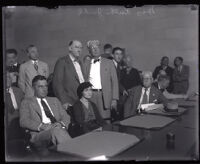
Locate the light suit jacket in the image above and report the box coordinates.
[18,60,49,97]
[84,57,119,109]
[19,96,70,141]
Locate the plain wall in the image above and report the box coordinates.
[4,5,198,93]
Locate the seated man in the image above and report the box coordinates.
[73,82,110,136]
[153,75,188,99]
[20,75,71,155]
[5,72,24,141]
[124,71,168,118]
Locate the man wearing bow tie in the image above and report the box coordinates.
[84,40,119,120]
[18,45,49,97]
[52,40,86,110]
[6,49,21,87]
[124,71,168,118]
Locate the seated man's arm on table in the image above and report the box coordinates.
[157,89,169,107]
[163,90,187,99]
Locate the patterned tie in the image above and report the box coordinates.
[34,61,38,72]
[40,98,56,123]
[141,88,148,104]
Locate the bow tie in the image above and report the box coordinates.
[93,59,100,63]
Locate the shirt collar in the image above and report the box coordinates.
[31,60,38,64]
[69,54,78,62]
[142,87,151,92]
[91,56,101,63]
[113,60,118,67]
[36,97,46,101]
[13,63,18,66]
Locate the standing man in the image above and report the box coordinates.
[172,56,190,94]
[153,56,174,93]
[112,47,127,120]
[6,49,20,87]
[18,45,49,97]
[101,43,113,60]
[20,75,71,155]
[84,40,119,120]
[52,40,85,110]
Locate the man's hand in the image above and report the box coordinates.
[111,100,117,110]
[51,122,63,129]
[63,103,72,110]
[39,123,52,131]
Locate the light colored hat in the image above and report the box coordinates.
[87,40,100,49]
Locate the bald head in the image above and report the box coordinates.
[141,71,153,88]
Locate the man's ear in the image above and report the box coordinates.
[69,45,72,52]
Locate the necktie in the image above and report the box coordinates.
[160,88,165,93]
[40,99,56,123]
[141,88,148,104]
[34,61,38,72]
[94,58,100,63]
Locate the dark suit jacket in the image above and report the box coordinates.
[19,96,70,141]
[52,55,86,105]
[124,85,168,118]
[84,57,119,109]
[172,64,189,94]
[120,67,142,91]
[5,87,24,126]
[6,63,20,87]
[153,65,174,92]
[73,100,107,133]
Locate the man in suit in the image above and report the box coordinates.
[153,75,188,99]
[5,72,24,141]
[120,55,142,91]
[124,71,168,118]
[84,40,119,120]
[173,56,190,94]
[153,56,174,93]
[6,49,20,87]
[52,40,85,110]
[18,45,49,97]
[112,47,127,121]
[101,43,113,60]
[20,75,71,155]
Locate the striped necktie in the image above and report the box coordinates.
[34,61,38,72]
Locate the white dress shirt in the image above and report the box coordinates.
[137,87,151,110]
[8,87,18,110]
[113,59,118,68]
[36,97,55,124]
[69,54,85,83]
[89,57,102,89]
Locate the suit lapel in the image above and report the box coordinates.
[86,59,92,81]
[46,97,59,120]
[32,97,43,121]
[135,86,142,107]
[65,55,80,83]
[149,87,157,103]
